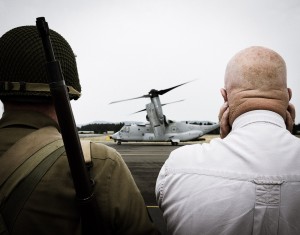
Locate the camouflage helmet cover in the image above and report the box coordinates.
[0,26,81,100]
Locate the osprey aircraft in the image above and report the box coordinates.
[109,81,219,145]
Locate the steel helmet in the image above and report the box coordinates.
[0,26,81,101]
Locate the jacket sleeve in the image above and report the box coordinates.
[90,142,160,235]
[155,164,166,209]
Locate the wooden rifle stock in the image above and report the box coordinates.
[36,17,110,234]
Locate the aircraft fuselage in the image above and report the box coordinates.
[110,122,219,145]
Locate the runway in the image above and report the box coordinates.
[81,134,299,234]
[105,142,182,234]
[81,135,219,234]
[105,142,180,205]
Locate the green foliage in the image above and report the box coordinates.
[77,122,300,135]
[77,122,124,134]
[293,123,300,135]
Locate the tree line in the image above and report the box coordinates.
[293,123,300,135]
[77,122,300,135]
[77,123,124,134]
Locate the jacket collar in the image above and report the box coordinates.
[232,110,286,130]
[0,110,60,131]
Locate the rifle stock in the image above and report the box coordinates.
[36,17,110,234]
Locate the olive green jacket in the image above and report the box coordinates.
[0,111,159,235]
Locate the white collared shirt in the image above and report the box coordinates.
[156,110,300,235]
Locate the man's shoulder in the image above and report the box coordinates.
[89,141,121,161]
[170,139,222,160]
[164,138,226,171]
[167,143,205,165]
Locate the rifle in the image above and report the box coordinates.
[36,17,110,234]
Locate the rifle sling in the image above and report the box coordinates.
[0,126,62,189]
[0,127,100,234]
[2,145,65,232]
[0,127,64,233]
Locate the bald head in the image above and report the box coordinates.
[224,46,291,125]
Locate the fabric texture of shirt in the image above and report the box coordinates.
[156,110,300,235]
[0,110,159,235]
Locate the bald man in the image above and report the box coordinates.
[156,46,300,235]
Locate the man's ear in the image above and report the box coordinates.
[220,88,227,102]
[288,88,292,101]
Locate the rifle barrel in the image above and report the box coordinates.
[36,17,109,234]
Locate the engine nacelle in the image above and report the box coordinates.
[146,103,165,137]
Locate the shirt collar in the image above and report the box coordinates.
[232,110,286,130]
[0,110,60,130]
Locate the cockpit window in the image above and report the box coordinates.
[121,126,130,133]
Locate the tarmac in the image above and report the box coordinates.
[81,134,300,234]
[80,134,219,234]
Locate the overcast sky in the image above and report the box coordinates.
[1,0,299,125]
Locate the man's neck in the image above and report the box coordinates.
[3,101,58,123]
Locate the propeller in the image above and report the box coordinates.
[109,79,195,104]
[131,99,185,114]
[156,80,195,96]
[109,94,150,104]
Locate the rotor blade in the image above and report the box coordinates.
[131,99,184,115]
[109,94,150,104]
[158,79,196,95]
[161,99,185,106]
[131,108,147,114]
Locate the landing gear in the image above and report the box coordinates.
[117,141,122,145]
[171,141,178,146]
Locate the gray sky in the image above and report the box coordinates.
[1,0,299,125]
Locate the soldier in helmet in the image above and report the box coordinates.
[0,26,160,235]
